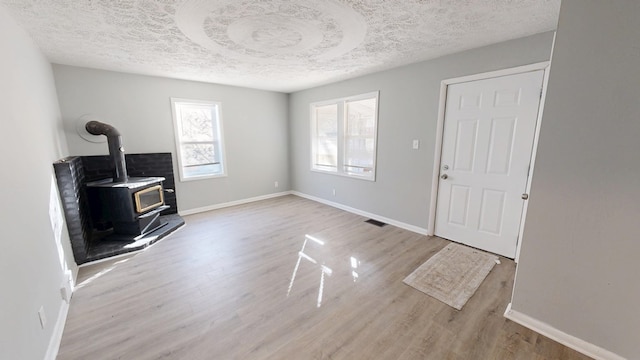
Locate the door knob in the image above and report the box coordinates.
[441,174,448,180]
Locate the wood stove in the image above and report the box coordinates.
[82,120,172,240]
[86,177,169,238]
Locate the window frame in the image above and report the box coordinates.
[170,97,227,182]
[310,91,380,181]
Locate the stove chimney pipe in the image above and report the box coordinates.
[85,121,128,183]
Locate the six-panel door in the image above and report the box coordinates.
[435,70,544,258]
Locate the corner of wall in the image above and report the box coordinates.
[504,304,626,360]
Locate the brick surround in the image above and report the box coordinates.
[54,153,184,264]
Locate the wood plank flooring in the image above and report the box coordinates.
[58,195,592,360]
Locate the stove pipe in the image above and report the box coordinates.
[85,121,128,182]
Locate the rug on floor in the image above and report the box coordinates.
[403,242,499,310]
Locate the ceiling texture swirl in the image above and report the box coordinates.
[1,0,560,92]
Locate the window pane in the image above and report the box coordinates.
[315,139,338,171]
[314,104,338,170]
[181,143,219,167]
[183,163,223,178]
[344,98,377,176]
[179,105,215,142]
[316,104,338,134]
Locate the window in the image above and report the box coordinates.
[311,92,379,181]
[171,98,226,181]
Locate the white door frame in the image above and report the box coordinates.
[428,61,551,262]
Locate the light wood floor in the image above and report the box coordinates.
[58,195,591,360]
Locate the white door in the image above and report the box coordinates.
[435,70,544,258]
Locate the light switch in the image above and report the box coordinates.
[412,139,420,149]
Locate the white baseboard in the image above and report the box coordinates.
[179,191,293,216]
[45,300,70,360]
[291,191,429,235]
[504,303,626,360]
[179,189,429,235]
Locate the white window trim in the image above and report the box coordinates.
[310,91,380,181]
[170,97,228,182]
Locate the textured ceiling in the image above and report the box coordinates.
[1,0,560,92]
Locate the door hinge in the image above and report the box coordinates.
[540,87,544,98]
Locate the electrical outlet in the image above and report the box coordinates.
[412,139,420,149]
[38,306,46,329]
[332,189,336,196]
[274,181,279,188]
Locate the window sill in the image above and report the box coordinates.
[310,168,376,182]
[179,173,228,182]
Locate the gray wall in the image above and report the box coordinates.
[0,6,76,360]
[511,1,640,358]
[53,65,290,212]
[289,32,555,230]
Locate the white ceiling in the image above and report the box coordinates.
[1,0,560,93]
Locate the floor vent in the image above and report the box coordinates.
[365,219,387,227]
